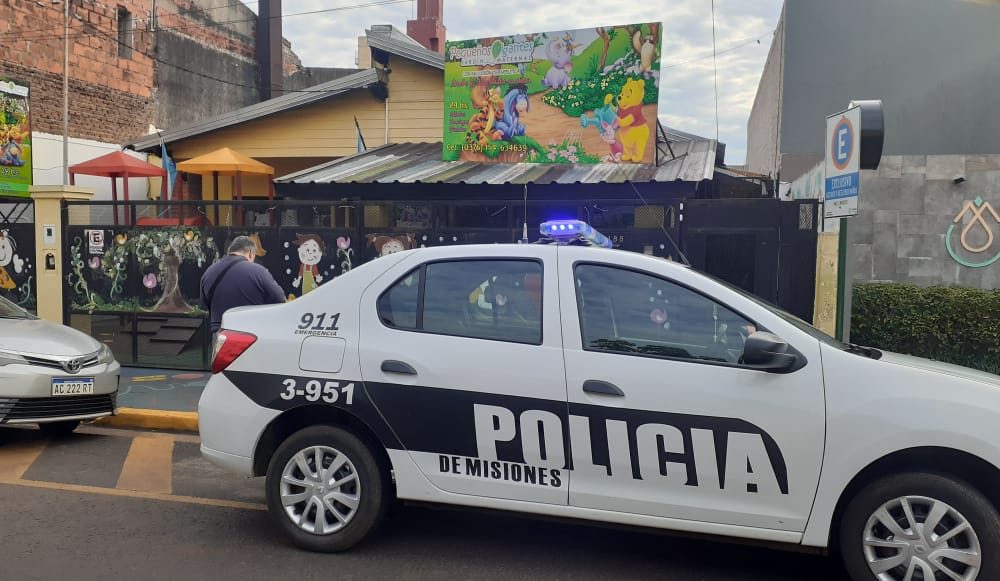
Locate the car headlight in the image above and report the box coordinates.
[0,349,27,366]
[97,344,116,365]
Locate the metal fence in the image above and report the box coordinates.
[61,198,684,369]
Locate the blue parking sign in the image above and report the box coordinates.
[825,106,861,218]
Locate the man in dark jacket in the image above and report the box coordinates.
[200,236,285,335]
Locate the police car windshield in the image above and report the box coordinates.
[700,272,846,350]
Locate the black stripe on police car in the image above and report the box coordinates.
[222,372,788,495]
[367,383,789,495]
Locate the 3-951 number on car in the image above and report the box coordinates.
[279,378,355,404]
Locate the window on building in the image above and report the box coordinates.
[117,8,133,59]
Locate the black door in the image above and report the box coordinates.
[680,199,818,322]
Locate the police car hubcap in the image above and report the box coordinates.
[280,445,361,535]
[862,495,981,581]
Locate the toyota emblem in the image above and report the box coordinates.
[62,358,83,374]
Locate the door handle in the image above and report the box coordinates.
[381,360,417,375]
[583,380,624,396]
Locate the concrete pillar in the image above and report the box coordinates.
[812,231,840,337]
[30,185,95,323]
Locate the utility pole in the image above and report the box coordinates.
[62,0,69,185]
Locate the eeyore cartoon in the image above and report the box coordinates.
[0,140,25,167]
[542,33,579,90]
[494,87,529,140]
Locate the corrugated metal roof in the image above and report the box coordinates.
[276,138,718,186]
[127,69,379,152]
[365,27,444,70]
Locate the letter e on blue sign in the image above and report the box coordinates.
[825,106,862,219]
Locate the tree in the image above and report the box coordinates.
[596,28,610,71]
[149,248,191,313]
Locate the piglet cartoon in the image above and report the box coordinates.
[598,120,623,163]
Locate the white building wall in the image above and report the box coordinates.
[32,132,151,201]
[745,6,784,178]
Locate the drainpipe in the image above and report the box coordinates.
[384,98,389,145]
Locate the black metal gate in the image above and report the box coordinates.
[681,198,819,322]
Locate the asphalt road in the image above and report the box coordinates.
[0,426,848,581]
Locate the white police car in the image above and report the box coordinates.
[199,221,1000,580]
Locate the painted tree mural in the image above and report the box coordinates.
[67,228,219,314]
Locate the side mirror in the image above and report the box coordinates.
[742,331,801,373]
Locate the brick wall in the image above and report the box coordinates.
[0,0,307,145]
[0,0,156,142]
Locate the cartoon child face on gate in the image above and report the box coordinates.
[296,237,323,266]
[0,234,12,266]
[366,234,416,257]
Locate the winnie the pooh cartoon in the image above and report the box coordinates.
[611,78,650,163]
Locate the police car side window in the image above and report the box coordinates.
[377,260,543,344]
[574,264,756,365]
[377,269,420,329]
[423,260,542,344]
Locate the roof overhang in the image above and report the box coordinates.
[365,27,444,70]
[126,68,379,153]
[276,138,718,188]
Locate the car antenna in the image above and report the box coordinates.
[609,160,690,265]
[521,183,530,243]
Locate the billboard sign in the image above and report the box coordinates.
[444,23,661,165]
[0,78,31,198]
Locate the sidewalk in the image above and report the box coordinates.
[96,367,209,432]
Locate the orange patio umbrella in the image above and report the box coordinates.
[69,150,167,225]
[176,147,275,225]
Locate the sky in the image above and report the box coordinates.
[258,0,783,165]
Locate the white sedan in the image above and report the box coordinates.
[0,295,119,435]
[199,223,999,580]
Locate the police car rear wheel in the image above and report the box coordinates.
[265,426,386,552]
[839,472,1000,581]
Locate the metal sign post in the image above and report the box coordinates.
[827,100,883,341]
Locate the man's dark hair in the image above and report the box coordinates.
[228,235,256,255]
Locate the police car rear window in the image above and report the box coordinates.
[378,259,543,345]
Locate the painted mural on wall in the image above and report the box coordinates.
[444,23,661,165]
[278,232,354,301]
[366,233,417,260]
[68,228,220,314]
[0,226,34,309]
[67,227,359,312]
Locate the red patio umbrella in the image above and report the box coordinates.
[69,150,168,225]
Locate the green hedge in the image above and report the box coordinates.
[851,283,1000,375]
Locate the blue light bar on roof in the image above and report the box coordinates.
[539,220,612,248]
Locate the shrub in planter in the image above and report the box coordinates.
[851,282,1000,375]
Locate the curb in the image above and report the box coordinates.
[93,408,199,433]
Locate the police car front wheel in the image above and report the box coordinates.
[265,425,387,552]
[839,472,1000,581]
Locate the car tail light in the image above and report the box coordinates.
[211,330,257,374]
